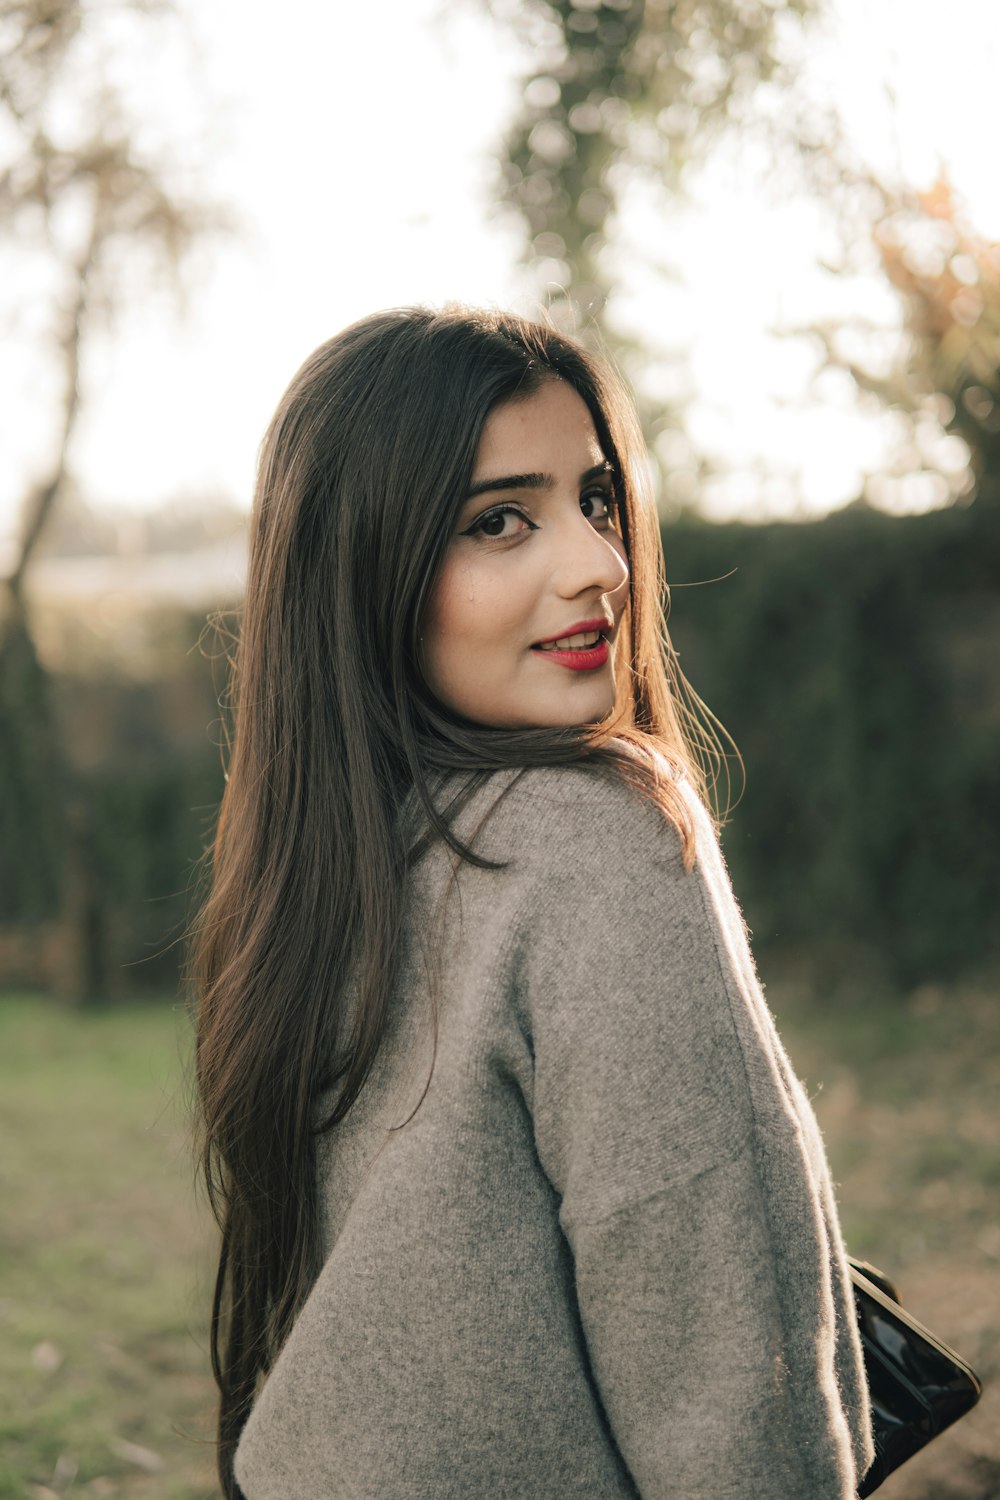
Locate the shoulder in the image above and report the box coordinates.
[408,750,741,971]
[468,755,753,1015]
[449,752,709,880]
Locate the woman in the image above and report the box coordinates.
[193,306,874,1499]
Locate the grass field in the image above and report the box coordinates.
[0,996,216,1500]
[769,972,1000,1500]
[0,978,997,1500]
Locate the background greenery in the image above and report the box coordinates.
[666,493,1000,984]
[0,996,215,1500]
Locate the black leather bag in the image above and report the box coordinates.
[849,1258,982,1496]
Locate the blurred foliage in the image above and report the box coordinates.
[482,0,1000,519]
[0,600,228,995]
[481,0,820,329]
[0,602,64,921]
[815,177,1000,512]
[0,0,224,595]
[0,0,223,1001]
[478,0,899,505]
[666,496,1000,985]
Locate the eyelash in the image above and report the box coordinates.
[464,505,535,540]
[465,490,619,540]
[582,490,619,525]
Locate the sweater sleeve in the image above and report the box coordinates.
[517,773,871,1499]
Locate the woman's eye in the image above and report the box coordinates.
[467,506,533,540]
[581,490,618,526]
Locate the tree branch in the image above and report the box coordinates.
[6,219,97,595]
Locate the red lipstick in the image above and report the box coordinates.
[533,616,612,646]
[530,617,613,672]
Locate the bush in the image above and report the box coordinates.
[665,497,1000,983]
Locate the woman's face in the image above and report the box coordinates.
[421,378,630,728]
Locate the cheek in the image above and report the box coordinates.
[423,558,477,658]
[425,556,527,657]
[422,558,502,702]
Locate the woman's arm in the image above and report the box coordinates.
[518,772,873,1499]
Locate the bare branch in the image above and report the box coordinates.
[7,215,98,593]
[0,0,227,588]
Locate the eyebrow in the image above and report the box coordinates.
[464,460,614,502]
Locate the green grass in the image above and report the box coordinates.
[768,975,1000,1262]
[1,979,998,1499]
[0,995,216,1500]
[768,972,1000,1500]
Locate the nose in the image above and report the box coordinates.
[552,512,630,602]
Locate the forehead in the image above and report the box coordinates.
[473,379,605,476]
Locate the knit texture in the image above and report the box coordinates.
[234,763,874,1499]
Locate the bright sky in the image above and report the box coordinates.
[1,0,998,553]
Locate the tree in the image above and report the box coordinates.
[0,0,222,597]
[482,0,821,331]
[478,0,868,504]
[811,177,1000,512]
[0,0,223,1000]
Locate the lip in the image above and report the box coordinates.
[529,615,614,674]
[531,638,610,672]
[532,616,614,647]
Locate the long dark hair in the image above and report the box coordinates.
[191,305,727,1496]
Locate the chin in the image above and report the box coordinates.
[451,674,617,730]
[525,687,617,729]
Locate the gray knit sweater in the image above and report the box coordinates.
[234,763,874,1498]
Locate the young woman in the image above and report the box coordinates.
[193,306,874,1499]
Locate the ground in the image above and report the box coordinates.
[768,972,1000,1500]
[0,998,216,1500]
[0,976,996,1499]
